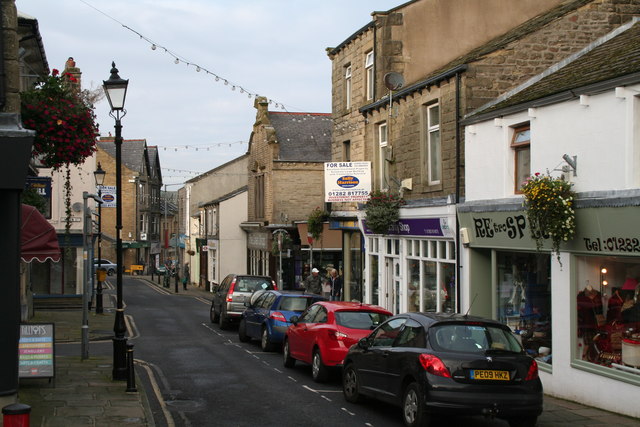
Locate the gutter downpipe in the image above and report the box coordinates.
[455,70,462,314]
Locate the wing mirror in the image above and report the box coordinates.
[358,337,371,350]
[289,315,299,325]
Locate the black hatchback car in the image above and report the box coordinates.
[342,313,542,427]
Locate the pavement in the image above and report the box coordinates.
[4,275,639,427]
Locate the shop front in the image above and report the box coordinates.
[363,206,457,315]
[458,198,640,419]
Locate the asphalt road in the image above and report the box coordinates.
[63,277,524,427]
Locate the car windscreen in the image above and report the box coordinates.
[236,278,274,292]
[430,323,523,354]
[335,311,389,330]
[278,296,313,312]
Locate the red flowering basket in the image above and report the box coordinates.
[21,69,99,169]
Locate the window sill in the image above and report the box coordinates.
[570,359,640,387]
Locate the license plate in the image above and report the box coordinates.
[470,370,510,380]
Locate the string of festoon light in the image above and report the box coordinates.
[157,141,247,152]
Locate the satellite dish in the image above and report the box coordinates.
[72,202,83,212]
[384,72,404,91]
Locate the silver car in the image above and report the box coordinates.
[210,274,277,330]
[93,259,118,276]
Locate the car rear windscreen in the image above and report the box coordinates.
[237,278,274,292]
[335,311,389,330]
[278,297,314,312]
[431,324,523,353]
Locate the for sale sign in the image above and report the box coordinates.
[324,162,371,203]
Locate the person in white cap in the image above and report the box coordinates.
[303,267,323,295]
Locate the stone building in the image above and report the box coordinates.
[328,0,640,314]
[97,138,162,273]
[242,97,335,289]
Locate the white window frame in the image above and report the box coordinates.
[365,51,374,101]
[426,103,441,185]
[511,125,531,194]
[345,65,352,109]
[378,122,388,190]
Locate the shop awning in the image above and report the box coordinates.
[21,204,61,263]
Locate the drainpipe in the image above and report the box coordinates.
[455,71,462,313]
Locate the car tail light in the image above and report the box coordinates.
[418,354,452,378]
[525,359,539,381]
[272,280,278,290]
[327,329,348,341]
[270,311,287,322]
[226,279,236,302]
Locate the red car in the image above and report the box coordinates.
[283,301,392,382]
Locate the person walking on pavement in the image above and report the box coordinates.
[304,268,323,295]
[329,268,343,301]
[183,263,190,290]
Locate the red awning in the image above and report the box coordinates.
[21,204,61,263]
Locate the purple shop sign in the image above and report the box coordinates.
[363,217,453,237]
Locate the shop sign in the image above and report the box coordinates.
[459,206,640,256]
[324,162,371,203]
[364,217,454,238]
[19,323,55,378]
[248,232,269,250]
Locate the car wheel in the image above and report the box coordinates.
[283,339,295,368]
[403,382,430,427]
[342,364,363,403]
[108,269,115,276]
[311,349,329,383]
[238,319,250,342]
[210,305,219,323]
[219,309,230,330]
[507,417,538,427]
[261,327,276,352]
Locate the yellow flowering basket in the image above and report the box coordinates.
[521,173,576,261]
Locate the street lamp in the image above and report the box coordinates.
[103,62,129,381]
[94,163,106,314]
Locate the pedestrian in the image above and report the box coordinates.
[304,268,323,295]
[329,268,343,301]
[183,263,190,290]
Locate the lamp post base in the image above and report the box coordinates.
[112,336,128,381]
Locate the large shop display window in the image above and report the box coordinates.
[576,256,640,373]
[407,239,456,313]
[496,252,551,364]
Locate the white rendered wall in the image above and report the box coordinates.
[218,191,248,281]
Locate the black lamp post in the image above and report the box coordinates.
[103,62,129,381]
[93,163,106,314]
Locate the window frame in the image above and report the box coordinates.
[378,122,389,190]
[511,125,531,194]
[425,103,441,185]
[365,51,374,101]
[345,65,352,109]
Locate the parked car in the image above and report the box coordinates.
[283,301,391,382]
[93,259,117,276]
[210,274,277,330]
[238,290,326,351]
[341,312,543,427]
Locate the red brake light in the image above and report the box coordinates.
[272,280,278,290]
[418,354,451,378]
[270,311,287,322]
[226,279,236,302]
[525,359,539,381]
[327,329,348,340]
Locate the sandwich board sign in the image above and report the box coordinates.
[19,323,55,379]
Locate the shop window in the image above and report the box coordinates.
[422,261,438,312]
[408,260,420,312]
[496,252,551,365]
[441,263,456,313]
[512,125,530,193]
[575,256,640,373]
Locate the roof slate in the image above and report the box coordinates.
[98,139,147,173]
[466,19,640,119]
[268,112,332,162]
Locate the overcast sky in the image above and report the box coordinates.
[22,0,401,186]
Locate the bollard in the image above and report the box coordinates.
[126,344,137,392]
[3,403,31,427]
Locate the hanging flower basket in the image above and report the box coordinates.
[307,207,329,241]
[521,173,576,261]
[20,69,99,169]
[364,190,405,235]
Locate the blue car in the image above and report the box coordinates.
[238,290,326,351]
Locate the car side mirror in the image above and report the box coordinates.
[212,285,219,292]
[358,337,371,350]
[290,315,299,325]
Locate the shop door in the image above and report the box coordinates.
[385,257,402,314]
